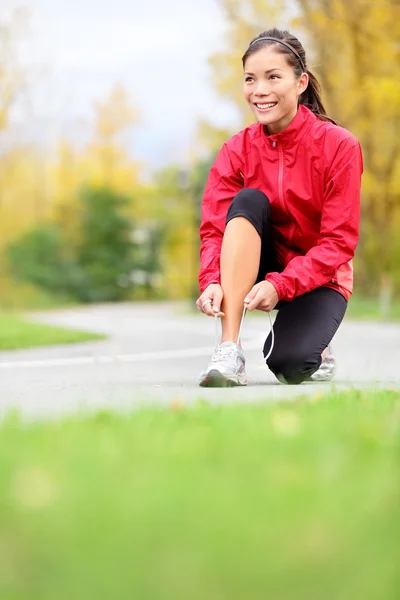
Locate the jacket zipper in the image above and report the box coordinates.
[274,139,296,248]
[274,140,286,214]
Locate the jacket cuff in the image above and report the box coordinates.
[265,272,286,302]
[199,278,221,294]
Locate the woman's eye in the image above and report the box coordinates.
[270,75,280,80]
[245,77,254,82]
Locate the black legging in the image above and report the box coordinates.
[226,188,347,384]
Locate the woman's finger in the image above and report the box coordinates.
[244,284,259,305]
[203,300,215,316]
[211,290,223,314]
[246,289,263,312]
[196,285,225,317]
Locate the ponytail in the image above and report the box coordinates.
[300,70,337,125]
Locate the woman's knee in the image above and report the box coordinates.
[227,188,271,225]
[265,346,321,385]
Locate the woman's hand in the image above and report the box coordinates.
[196,284,225,317]
[244,281,278,312]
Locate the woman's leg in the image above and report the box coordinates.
[220,188,276,343]
[220,218,260,342]
[264,288,347,384]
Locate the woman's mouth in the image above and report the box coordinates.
[254,102,278,112]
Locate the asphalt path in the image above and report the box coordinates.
[0,302,399,419]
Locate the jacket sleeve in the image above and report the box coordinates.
[265,137,363,302]
[198,142,243,293]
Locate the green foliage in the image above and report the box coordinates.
[75,187,136,302]
[7,224,81,297]
[190,154,217,224]
[189,155,217,298]
[150,164,202,299]
[6,187,155,303]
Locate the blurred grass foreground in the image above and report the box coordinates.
[0,389,399,599]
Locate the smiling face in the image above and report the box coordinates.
[243,46,309,134]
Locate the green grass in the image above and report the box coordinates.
[0,389,399,599]
[0,313,105,350]
[346,295,400,321]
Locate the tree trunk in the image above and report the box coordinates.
[379,272,393,320]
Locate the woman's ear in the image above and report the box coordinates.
[297,72,309,97]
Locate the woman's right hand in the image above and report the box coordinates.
[196,284,225,317]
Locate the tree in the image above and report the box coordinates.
[6,223,80,297]
[194,118,236,157]
[0,7,30,130]
[7,187,140,303]
[0,148,47,252]
[75,187,137,302]
[0,14,155,306]
[83,84,140,192]
[293,0,400,309]
[151,166,197,298]
[0,6,40,234]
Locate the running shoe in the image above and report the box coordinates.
[310,346,336,382]
[199,341,247,387]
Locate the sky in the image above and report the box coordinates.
[3,0,242,170]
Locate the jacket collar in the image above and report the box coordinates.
[262,104,315,148]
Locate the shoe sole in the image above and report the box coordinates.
[309,373,336,383]
[199,369,247,388]
[309,367,336,383]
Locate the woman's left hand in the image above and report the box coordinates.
[244,281,279,312]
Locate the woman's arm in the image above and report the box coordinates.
[199,142,244,293]
[265,136,363,302]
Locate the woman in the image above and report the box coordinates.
[196,28,363,387]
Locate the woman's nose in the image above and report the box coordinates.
[254,82,270,96]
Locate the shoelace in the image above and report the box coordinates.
[214,306,275,360]
[210,343,238,363]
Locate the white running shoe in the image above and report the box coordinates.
[199,341,247,387]
[310,346,336,382]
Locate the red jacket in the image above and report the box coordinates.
[199,105,363,302]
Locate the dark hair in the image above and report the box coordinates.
[242,27,336,125]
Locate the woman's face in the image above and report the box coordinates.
[243,46,308,134]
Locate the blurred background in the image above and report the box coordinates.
[0,0,399,312]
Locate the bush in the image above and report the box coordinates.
[7,187,140,303]
[7,224,82,297]
[75,187,137,302]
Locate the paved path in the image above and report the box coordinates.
[0,302,399,418]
